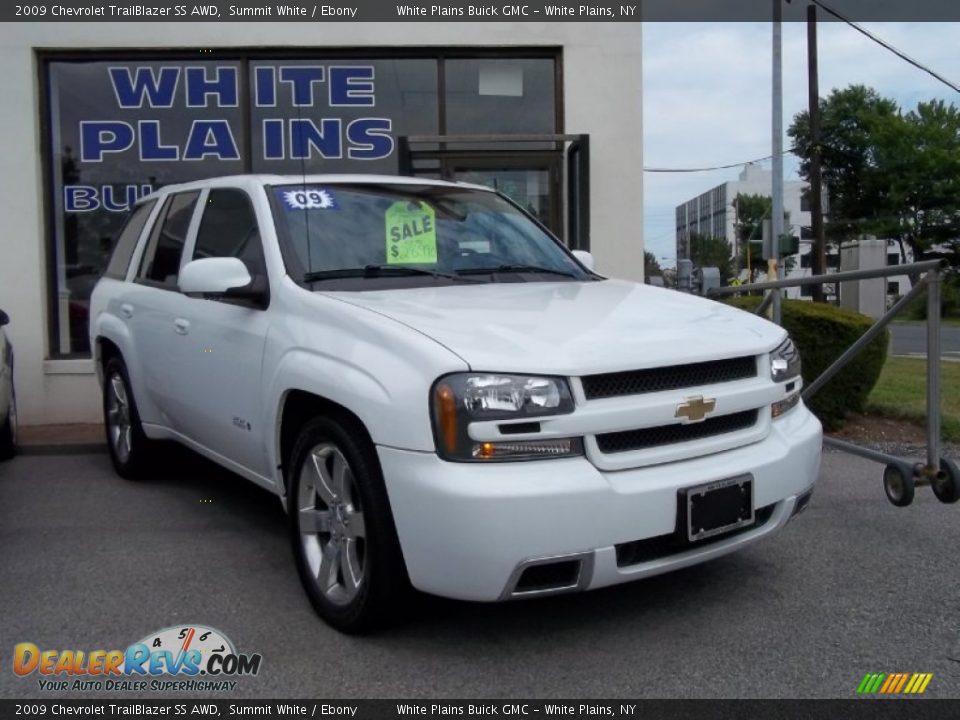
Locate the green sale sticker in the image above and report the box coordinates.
[385,201,437,265]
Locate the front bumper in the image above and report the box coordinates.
[379,403,822,602]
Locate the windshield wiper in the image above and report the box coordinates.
[303,265,481,283]
[456,264,579,278]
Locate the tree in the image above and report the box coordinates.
[644,251,663,278]
[789,85,960,283]
[732,193,793,282]
[875,99,960,277]
[688,233,733,284]
[789,85,899,241]
[733,193,771,281]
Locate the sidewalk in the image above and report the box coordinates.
[17,423,105,454]
[892,353,960,361]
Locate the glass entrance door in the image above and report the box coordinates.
[399,133,590,251]
[446,157,563,240]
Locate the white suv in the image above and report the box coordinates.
[90,174,822,632]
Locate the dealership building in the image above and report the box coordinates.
[0,22,644,426]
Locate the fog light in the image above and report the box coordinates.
[792,488,814,517]
[772,391,801,418]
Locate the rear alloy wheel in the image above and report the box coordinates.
[103,357,153,479]
[0,383,16,461]
[288,416,410,633]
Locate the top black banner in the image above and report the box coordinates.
[3,0,960,22]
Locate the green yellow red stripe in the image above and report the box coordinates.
[858,672,932,694]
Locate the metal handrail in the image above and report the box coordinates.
[708,259,945,295]
[707,259,957,507]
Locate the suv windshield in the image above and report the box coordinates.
[268,183,592,287]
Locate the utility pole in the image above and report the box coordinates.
[768,0,784,323]
[732,196,740,276]
[807,3,827,301]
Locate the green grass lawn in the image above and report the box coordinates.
[866,357,960,442]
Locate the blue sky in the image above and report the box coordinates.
[642,22,960,267]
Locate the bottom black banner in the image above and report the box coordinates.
[2,700,959,720]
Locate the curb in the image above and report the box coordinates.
[891,353,960,362]
[17,443,107,456]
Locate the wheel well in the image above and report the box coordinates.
[278,391,373,493]
[97,337,122,373]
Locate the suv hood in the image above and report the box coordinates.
[325,280,785,376]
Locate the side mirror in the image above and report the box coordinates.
[572,250,595,271]
[179,258,253,296]
[0,309,8,327]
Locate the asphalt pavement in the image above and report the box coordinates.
[1,445,958,699]
[890,322,960,358]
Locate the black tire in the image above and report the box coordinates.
[883,464,915,507]
[102,356,153,479]
[287,415,411,633]
[932,459,960,504]
[0,382,15,461]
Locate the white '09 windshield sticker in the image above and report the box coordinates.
[276,187,339,210]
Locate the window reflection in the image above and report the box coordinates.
[45,53,557,357]
[445,59,556,134]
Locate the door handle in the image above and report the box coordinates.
[119,303,134,319]
[173,318,190,335]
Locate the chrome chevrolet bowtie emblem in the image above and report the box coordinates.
[675,396,716,423]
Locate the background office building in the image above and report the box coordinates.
[674,163,911,303]
[675,163,811,284]
[0,23,644,426]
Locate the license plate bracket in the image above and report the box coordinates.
[679,475,754,543]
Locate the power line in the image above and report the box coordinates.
[646,11,959,175]
[810,0,960,95]
[644,154,776,173]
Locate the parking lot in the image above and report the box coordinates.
[1,445,958,699]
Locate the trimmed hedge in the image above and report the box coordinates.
[723,297,889,430]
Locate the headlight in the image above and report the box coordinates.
[430,373,583,461]
[770,336,801,383]
[770,337,802,418]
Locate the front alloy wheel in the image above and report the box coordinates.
[288,416,410,633]
[297,443,368,606]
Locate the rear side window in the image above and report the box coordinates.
[137,191,200,287]
[103,200,156,280]
[193,189,265,277]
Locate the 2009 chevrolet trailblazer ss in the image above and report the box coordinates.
[90,175,822,632]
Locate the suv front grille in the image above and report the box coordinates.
[595,409,759,454]
[581,356,757,400]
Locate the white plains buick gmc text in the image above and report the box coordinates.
[90,175,822,632]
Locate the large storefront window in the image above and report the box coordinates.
[445,58,556,134]
[43,51,558,357]
[48,60,244,356]
[249,59,438,175]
